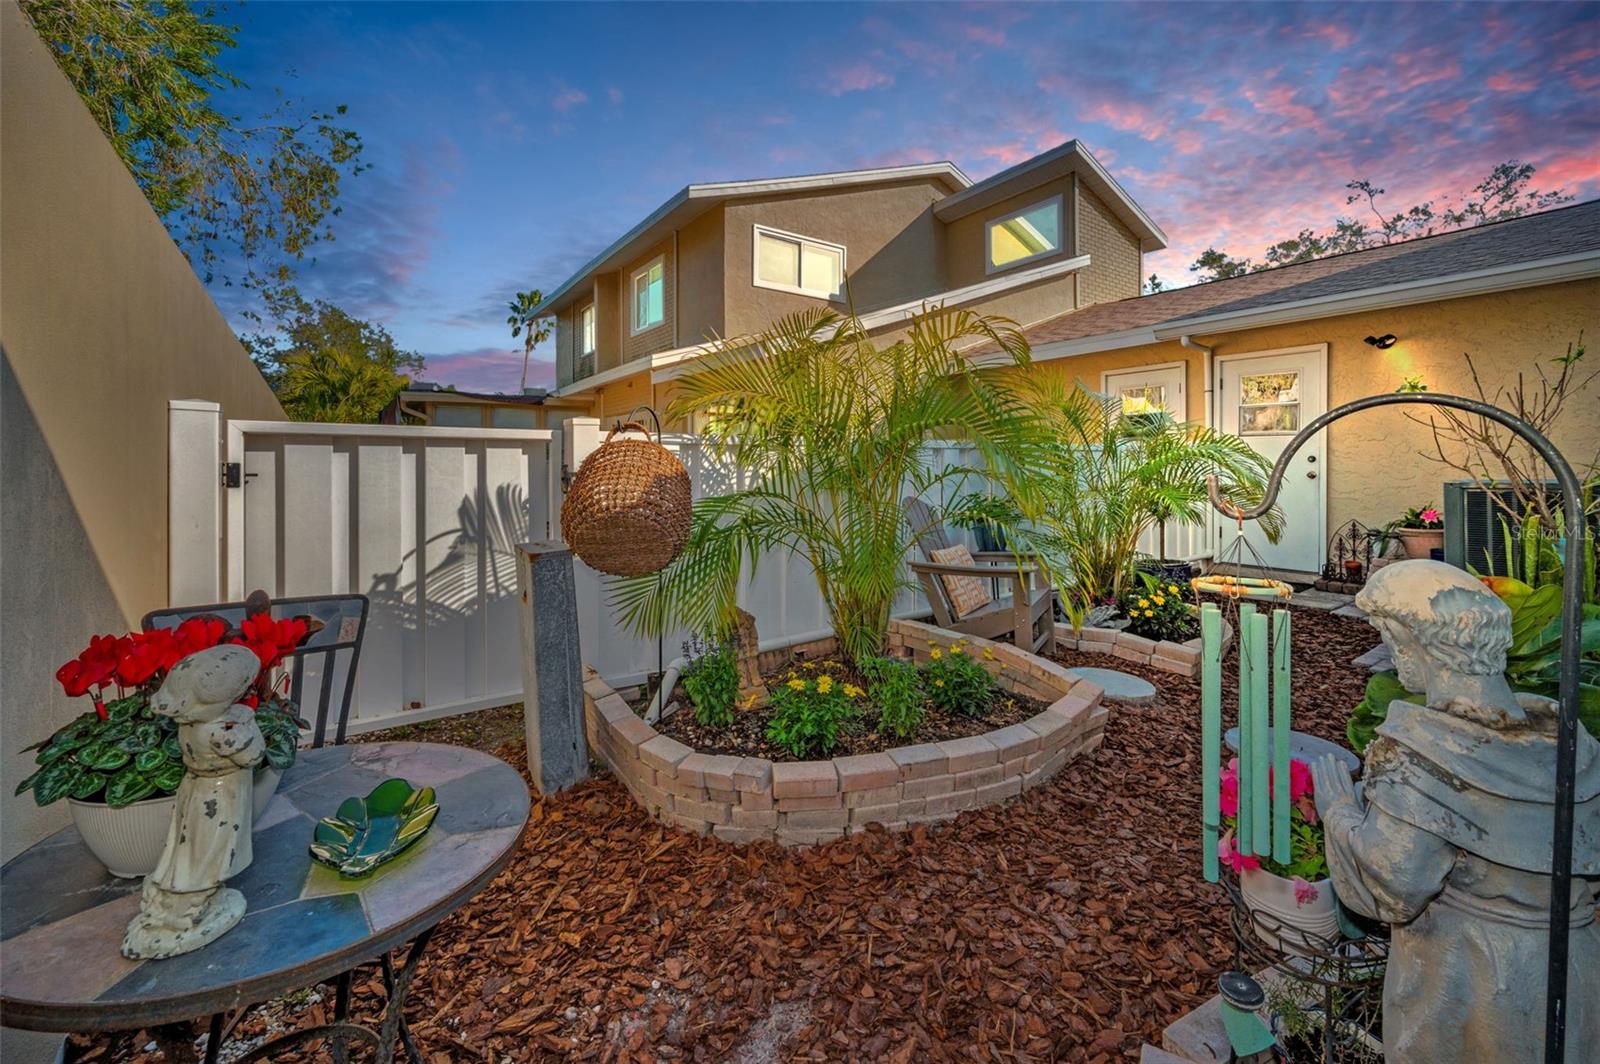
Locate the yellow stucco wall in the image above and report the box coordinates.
[1023,278,1600,533]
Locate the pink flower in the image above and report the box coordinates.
[1220,757,1241,818]
[1288,759,1313,802]
[1293,877,1319,906]
[1219,830,1260,874]
[1420,508,1441,525]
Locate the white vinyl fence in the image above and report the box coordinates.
[168,404,1209,734]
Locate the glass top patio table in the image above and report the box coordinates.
[0,741,529,1035]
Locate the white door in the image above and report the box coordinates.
[1215,347,1326,575]
[1104,363,1186,418]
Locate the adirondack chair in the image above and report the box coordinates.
[903,497,1056,655]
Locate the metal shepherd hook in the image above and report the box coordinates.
[1205,390,1587,1064]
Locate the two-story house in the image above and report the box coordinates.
[537,140,1167,426]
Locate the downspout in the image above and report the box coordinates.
[399,398,431,425]
[1180,335,1217,563]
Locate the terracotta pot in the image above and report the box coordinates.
[68,765,285,879]
[1240,868,1340,956]
[1396,527,1444,560]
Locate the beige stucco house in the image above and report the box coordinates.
[537,140,1166,425]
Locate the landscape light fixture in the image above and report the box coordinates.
[1364,333,1398,349]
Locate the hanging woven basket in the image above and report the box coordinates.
[561,420,692,577]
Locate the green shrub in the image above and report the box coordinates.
[765,669,861,757]
[1118,571,1195,642]
[681,636,738,728]
[920,639,995,718]
[861,655,924,739]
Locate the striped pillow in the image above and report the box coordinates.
[929,544,993,619]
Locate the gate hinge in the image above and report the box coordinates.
[223,462,243,488]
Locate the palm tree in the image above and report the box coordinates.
[612,306,1049,666]
[277,347,405,423]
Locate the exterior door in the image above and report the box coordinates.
[1104,363,1186,418]
[1215,347,1326,575]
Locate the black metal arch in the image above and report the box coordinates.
[1205,390,1587,1063]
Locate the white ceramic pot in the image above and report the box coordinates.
[68,765,286,879]
[1240,868,1340,956]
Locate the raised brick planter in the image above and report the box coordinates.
[582,618,1108,846]
[1054,618,1233,679]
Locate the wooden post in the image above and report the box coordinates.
[1272,609,1292,864]
[1201,603,1223,882]
[1249,609,1271,856]
[1237,603,1255,852]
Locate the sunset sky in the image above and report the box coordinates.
[218,2,1600,392]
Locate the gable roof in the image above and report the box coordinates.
[536,162,972,315]
[1000,199,1600,357]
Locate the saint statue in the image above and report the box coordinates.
[122,644,265,959]
[1311,559,1600,1061]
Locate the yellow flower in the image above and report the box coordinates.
[950,645,964,655]
[982,647,995,660]
[802,661,816,670]
[816,675,834,694]
[1144,609,1155,618]
[843,683,863,699]
[929,648,943,661]
[934,678,945,688]
[1153,595,1166,606]
[1138,599,1149,608]
[786,678,806,691]
[1169,584,1181,594]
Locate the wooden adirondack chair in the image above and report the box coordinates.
[903,497,1056,655]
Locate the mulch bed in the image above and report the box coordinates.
[656,658,1048,761]
[73,605,1377,1063]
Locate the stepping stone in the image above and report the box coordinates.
[1333,603,1370,620]
[1066,666,1157,705]
[1224,726,1361,776]
[1352,643,1394,673]
[1290,588,1355,611]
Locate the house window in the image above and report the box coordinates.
[631,257,665,334]
[579,304,595,356]
[1237,371,1301,434]
[753,225,845,299]
[985,194,1063,273]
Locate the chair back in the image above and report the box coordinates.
[902,496,956,559]
[142,594,370,748]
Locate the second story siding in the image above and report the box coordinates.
[1077,185,1142,306]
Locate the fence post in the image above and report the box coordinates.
[562,417,602,489]
[168,399,224,606]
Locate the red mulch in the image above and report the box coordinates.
[75,605,1377,1063]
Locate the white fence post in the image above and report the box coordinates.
[168,399,224,606]
[562,417,602,497]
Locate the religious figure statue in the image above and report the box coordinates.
[122,645,266,960]
[1311,559,1600,1062]
[733,608,768,709]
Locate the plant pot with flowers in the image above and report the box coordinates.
[1218,755,1339,955]
[15,613,313,878]
[1382,504,1444,560]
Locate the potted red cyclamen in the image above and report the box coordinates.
[16,614,309,877]
[1217,755,1338,955]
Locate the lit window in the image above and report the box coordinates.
[986,195,1063,273]
[580,304,595,356]
[1238,372,1301,434]
[753,225,844,299]
[632,257,665,333]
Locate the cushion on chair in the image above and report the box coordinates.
[928,544,994,619]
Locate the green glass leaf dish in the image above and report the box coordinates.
[309,778,439,877]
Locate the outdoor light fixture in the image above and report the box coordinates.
[1364,334,1398,349]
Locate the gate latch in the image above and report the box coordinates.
[222,462,244,488]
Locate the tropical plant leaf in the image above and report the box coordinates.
[149,762,187,792]
[104,766,158,808]
[69,771,106,801]
[77,741,131,771]
[133,748,168,773]
[32,759,82,806]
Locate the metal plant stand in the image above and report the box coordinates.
[1205,391,1589,1063]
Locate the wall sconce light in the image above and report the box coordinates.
[1364,334,1398,349]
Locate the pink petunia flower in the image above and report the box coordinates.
[1219,830,1260,874]
[1293,877,1319,906]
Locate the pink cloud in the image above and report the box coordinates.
[1301,22,1355,50]
[1170,129,1205,155]
[964,24,1006,47]
[1486,72,1536,93]
[1080,98,1169,140]
[422,348,554,393]
[979,141,1032,166]
[829,61,893,95]
[607,85,624,105]
[551,85,588,112]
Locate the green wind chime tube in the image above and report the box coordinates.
[1249,609,1271,856]
[1237,603,1255,852]
[1272,609,1292,865]
[1201,603,1223,883]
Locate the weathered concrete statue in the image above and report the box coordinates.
[1311,560,1600,1062]
[122,645,265,960]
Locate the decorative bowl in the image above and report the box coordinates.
[309,778,439,877]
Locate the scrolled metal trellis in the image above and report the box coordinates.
[1205,391,1587,1063]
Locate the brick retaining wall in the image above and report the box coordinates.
[1054,619,1233,680]
[583,618,1108,846]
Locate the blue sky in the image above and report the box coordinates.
[216,1,1600,392]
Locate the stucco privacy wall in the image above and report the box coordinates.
[1,5,284,877]
[1022,278,1600,532]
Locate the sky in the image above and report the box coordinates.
[215,1,1600,393]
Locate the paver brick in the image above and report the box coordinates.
[776,794,844,811]
[782,807,849,829]
[776,826,845,846]
[843,784,903,808]
[937,735,998,773]
[739,789,774,810]
[674,796,732,824]
[771,761,839,798]
[985,723,1042,760]
[731,807,778,828]
[609,715,657,754]
[733,757,774,792]
[901,774,954,799]
[953,765,1003,790]
[713,824,773,844]
[1115,632,1159,655]
[888,744,948,780]
[848,803,904,825]
[638,734,693,776]
[975,777,1022,804]
[833,752,899,792]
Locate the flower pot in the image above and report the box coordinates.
[1240,868,1340,955]
[69,765,285,879]
[1396,527,1444,560]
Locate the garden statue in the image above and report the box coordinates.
[122,644,266,960]
[734,608,767,708]
[1311,559,1600,1062]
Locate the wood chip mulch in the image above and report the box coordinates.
[74,605,1377,1063]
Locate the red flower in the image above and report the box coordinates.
[173,616,227,659]
[234,614,308,672]
[56,634,127,697]
[116,629,179,688]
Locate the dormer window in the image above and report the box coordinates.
[985,194,1063,273]
[753,225,845,300]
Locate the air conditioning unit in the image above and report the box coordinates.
[1442,479,1560,574]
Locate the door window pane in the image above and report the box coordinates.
[1119,385,1166,415]
[987,196,1063,271]
[1238,404,1300,433]
[1240,372,1299,404]
[1238,371,1300,434]
[756,232,800,288]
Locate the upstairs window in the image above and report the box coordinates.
[579,304,596,355]
[753,225,845,300]
[985,194,1063,273]
[631,257,665,334]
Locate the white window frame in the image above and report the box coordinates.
[984,193,1064,275]
[751,224,847,301]
[579,303,596,356]
[630,256,666,335]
